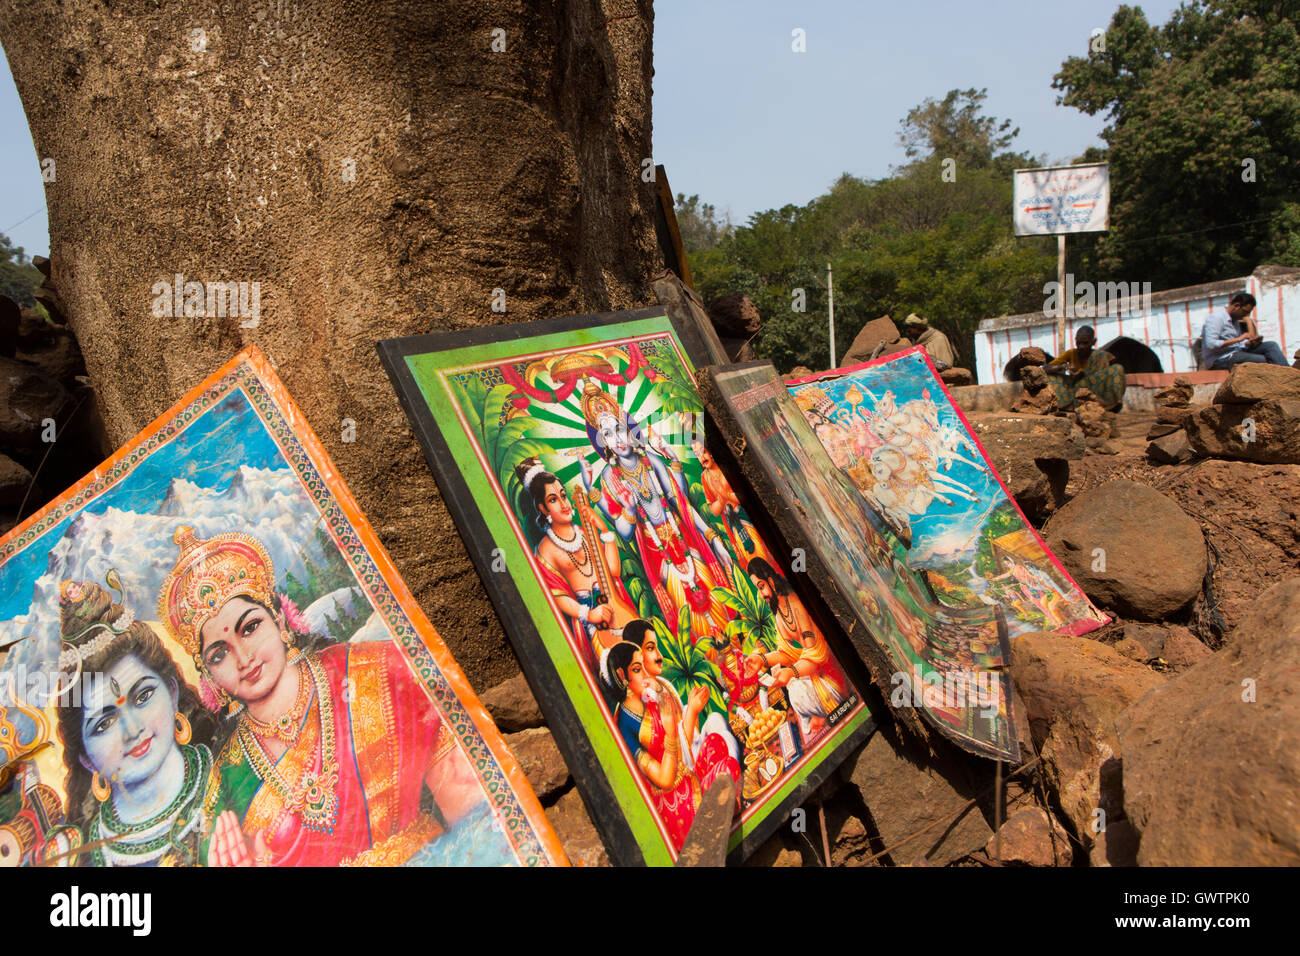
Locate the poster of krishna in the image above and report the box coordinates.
[379,309,872,866]
[0,347,564,867]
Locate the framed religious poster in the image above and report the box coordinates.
[0,346,565,867]
[787,348,1107,640]
[700,360,1024,762]
[378,308,873,866]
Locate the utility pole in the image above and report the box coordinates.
[1057,234,1067,352]
[828,261,836,369]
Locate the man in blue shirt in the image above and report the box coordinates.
[1202,293,1286,369]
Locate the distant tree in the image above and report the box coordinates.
[687,94,1055,372]
[897,88,1023,172]
[0,232,42,307]
[674,193,732,252]
[1054,1,1300,287]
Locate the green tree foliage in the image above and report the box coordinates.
[673,193,733,253]
[0,233,42,307]
[1054,1,1300,287]
[687,93,1056,372]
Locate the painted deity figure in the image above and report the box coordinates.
[745,558,846,741]
[158,526,482,866]
[603,639,740,851]
[54,577,215,866]
[689,440,770,571]
[576,380,733,647]
[516,457,637,670]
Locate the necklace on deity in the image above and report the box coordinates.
[236,653,340,833]
[243,660,314,744]
[546,523,586,554]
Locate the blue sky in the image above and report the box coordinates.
[1,1,1184,257]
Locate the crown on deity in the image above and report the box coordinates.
[579,379,627,431]
[158,526,275,659]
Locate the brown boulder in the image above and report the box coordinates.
[0,356,71,451]
[1009,368,1058,414]
[784,366,814,382]
[1044,480,1206,620]
[843,730,992,865]
[1018,346,1048,367]
[706,291,762,338]
[1154,376,1194,407]
[544,788,609,867]
[1146,430,1193,465]
[1155,404,1195,426]
[1158,626,1213,669]
[939,366,973,387]
[968,413,1084,520]
[1185,398,1300,464]
[1212,362,1300,405]
[1010,631,1164,849]
[841,315,911,367]
[503,726,570,801]
[1118,578,1300,865]
[1144,421,1181,439]
[0,453,33,509]
[986,806,1073,866]
[481,672,546,732]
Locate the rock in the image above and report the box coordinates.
[1146,430,1193,465]
[1010,631,1164,847]
[843,730,992,865]
[480,672,545,732]
[1186,398,1300,464]
[986,806,1073,866]
[939,366,973,387]
[1155,404,1195,426]
[968,413,1084,520]
[1145,421,1182,439]
[1089,818,1140,867]
[503,726,570,801]
[1123,624,1168,660]
[1018,347,1048,367]
[841,315,911,367]
[15,309,85,385]
[1074,399,1111,439]
[1118,578,1300,865]
[0,356,70,451]
[829,811,874,866]
[0,453,34,509]
[706,291,762,338]
[1115,637,1153,662]
[0,295,18,356]
[744,832,803,867]
[1212,362,1300,405]
[1158,626,1212,669]
[1009,367,1058,414]
[544,787,610,867]
[1044,479,1206,620]
[784,366,814,382]
[1154,376,1194,407]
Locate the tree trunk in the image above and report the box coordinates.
[0,0,658,690]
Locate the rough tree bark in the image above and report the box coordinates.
[0,0,659,690]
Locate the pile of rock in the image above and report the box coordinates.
[1184,364,1300,464]
[1072,388,1117,454]
[1008,365,1058,415]
[1145,375,1198,464]
[0,261,106,535]
[839,314,914,367]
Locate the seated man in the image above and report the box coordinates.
[1202,292,1287,370]
[1044,325,1126,411]
[902,313,955,369]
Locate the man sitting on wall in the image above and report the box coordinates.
[1044,325,1126,411]
[1202,292,1287,370]
[902,314,956,369]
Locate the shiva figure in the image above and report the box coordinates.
[158,526,482,867]
[516,457,637,670]
[54,576,216,866]
[576,379,733,646]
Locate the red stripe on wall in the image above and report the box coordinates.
[1164,304,1176,372]
[1279,286,1288,358]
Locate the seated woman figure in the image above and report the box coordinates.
[1044,325,1126,411]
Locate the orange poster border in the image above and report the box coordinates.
[0,345,568,867]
